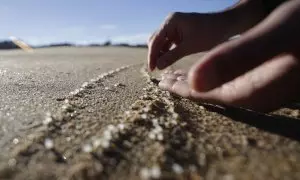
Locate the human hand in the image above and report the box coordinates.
[147,12,235,71]
[159,0,300,111]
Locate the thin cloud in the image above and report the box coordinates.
[112,33,150,44]
[99,24,117,30]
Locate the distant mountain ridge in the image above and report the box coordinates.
[0,40,147,50]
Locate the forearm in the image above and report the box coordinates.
[222,0,266,37]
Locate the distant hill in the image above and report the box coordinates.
[36,42,75,48]
[0,40,20,49]
[0,40,148,50]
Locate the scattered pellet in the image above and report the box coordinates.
[12,138,19,145]
[140,168,151,180]
[82,144,93,153]
[172,163,184,174]
[44,138,54,149]
[150,165,161,179]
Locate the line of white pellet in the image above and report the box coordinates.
[69,65,131,97]
[41,64,133,150]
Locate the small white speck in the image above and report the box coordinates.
[109,70,114,74]
[172,163,183,174]
[118,123,125,130]
[140,168,150,180]
[223,174,235,180]
[157,134,164,141]
[44,138,54,149]
[154,125,163,132]
[107,125,115,131]
[143,107,150,113]
[114,83,121,87]
[98,75,104,79]
[8,158,17,167]
[70,89,80,95]
[81,82,89,88]
[141,114,147,119]
[172,114,179,119]
[177,76,186,81]
[104,87,110,90]
[125,111,130,115]
[116,68,121,72]
[152,119,158,125]
[93,139,102,148]
[171,120,178,125]
[66,137,71,142]
[101,140,110,148]
[64,99,69,104]
[82,144,93,153]
[148,133,156,140]
[150,165,161,179]
[45,112,51,117]
[43,116,52,125]
[90,79,97,83]
[62,104,73,111]
[104,130,112,140]
[168,107,175,113]
[12,138,19,145]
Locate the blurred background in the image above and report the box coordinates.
[0,0,237,49]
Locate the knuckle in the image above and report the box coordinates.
[167,12,182,21]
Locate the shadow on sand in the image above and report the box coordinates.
[200,103,300,142]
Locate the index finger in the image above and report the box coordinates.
[147,27,169,71]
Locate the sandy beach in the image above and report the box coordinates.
[0,47,299,180]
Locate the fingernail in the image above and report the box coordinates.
[148,64,155,71]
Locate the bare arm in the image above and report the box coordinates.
[223,0,266,37]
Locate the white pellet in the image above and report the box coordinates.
[12,138,19,145]
[81,82,89,88]
[150,165,161,179]
[43,116,52,125]
[92,139,102,148]
[148,133,156,140]
[101,140,110,148]
[118,123,125,130]
[140,168,150,180]
[157,134,164,141]
[44,138,54,149]
[82,144,93,153]
[141,114,147,119]
[172,163,183,174]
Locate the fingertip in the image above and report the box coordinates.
[188,59,217,92]
[147,50,156,72]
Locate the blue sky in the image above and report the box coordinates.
[0,0,237,45]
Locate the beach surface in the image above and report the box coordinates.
[0,47,299,180]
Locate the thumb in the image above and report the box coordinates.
[188,0,300,92]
